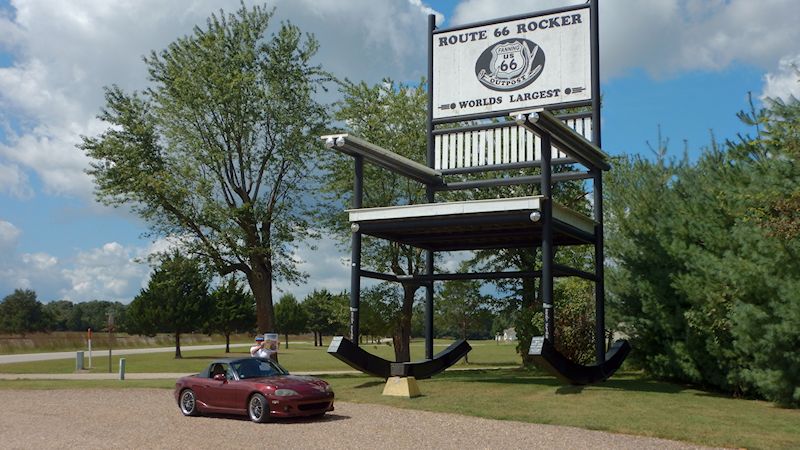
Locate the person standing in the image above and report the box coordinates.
[249,336,268,358]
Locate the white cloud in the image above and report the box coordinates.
[0,219,21,252]
[59,241,150,301]
[0,162,32,198]
[279,232,350,300]
[21,252,57,270]
[0,238,168,302]
[450,0,800,80]
[0,0,441,201]
[761,54,800,101]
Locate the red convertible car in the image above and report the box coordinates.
[174,357,334,423]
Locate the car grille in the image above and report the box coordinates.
[298,401,330,411]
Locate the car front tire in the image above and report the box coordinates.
[179,389,200,417]
[248,393,269,423]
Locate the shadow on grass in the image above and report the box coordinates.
[556,385,585,395]
[434,369,710,396]
[353,380,384,389]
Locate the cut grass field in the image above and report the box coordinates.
[2,340,798,449]
[0,339,520,374]
[0,331,257,355]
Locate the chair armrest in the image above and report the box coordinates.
[514,109,611,171]
[322,134,444,186]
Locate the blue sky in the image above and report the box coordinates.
[0,0,798,303]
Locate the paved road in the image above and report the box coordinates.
[0,343,252,364]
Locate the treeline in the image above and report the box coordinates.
[606,97,800,407]
[0,289,126,334]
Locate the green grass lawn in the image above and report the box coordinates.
[0,339,520,374]
[2,340,798,449]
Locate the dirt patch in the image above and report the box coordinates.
[2,389,713,449]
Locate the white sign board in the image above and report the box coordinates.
[432,6,591,120]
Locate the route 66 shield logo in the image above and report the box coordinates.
[475,38,545,91]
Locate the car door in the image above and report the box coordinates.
[205,363,250,412]
[219,364,252,411]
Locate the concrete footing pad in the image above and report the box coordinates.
[382,376,421,398]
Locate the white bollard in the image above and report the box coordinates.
[119,358,126,380]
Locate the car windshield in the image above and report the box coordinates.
[231,358,289,379]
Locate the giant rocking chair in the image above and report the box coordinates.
[321,8,629,385]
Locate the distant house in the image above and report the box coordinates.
[502,327,517,341]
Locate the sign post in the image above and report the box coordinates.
[107,312,114,374]
[87,328,93,369]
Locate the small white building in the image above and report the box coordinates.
[497,327,516,342]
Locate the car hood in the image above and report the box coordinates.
[249,375,330,394]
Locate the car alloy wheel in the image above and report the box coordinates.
[248,393,269,423]
[179,389,199,416]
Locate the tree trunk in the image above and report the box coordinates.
[175,332,182,359]
[392,283,417,362]
[284,332,289,349]
[225,332,231,353]
[247,259,276,336]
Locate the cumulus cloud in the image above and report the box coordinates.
[450,0,800,80]
[761,54,800,101]
[0,219,21,252]
[0,0,440,201]
[0,238,159,302]
[279,231,350,300]
[59,242,148,301]
[0,162,32,198]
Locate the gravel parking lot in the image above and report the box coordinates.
[2,389,713,449]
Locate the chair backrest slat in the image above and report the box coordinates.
[434,117,592,171]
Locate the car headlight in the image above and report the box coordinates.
[274,389,299,396]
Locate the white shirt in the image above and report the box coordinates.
[250,344,267,357]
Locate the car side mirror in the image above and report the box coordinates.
[213,373,227,382]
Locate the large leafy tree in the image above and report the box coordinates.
[80,4,329,334]
[274,293,308,349]
[0,289,47,335]
[127,253,212,358]
[208,277,255,353]
[320,79,428,362]
[302,289,347,347]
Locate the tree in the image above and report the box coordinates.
[80,4,329,335]
[605,94,800,406]
[437,280,492,364]
[303,289,347,347]
[42,300,74,331]
[319,79,428,362]
[127,253,212,358]
[73,300,127,332]
[208,277,255,353]
[274,293,308,349]
[0,289,47,335]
